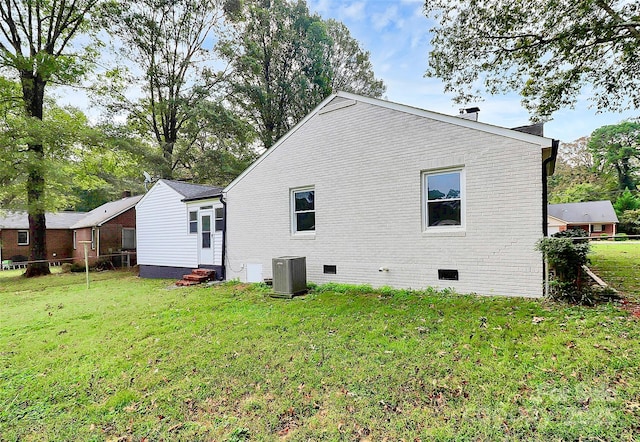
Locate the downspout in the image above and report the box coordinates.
[542,139,560,296]
[542,139,559,236]
[220,193,227,281]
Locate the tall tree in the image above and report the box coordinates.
[0,94,145,213]
[588,121,640,191]
[0,0,98,276]
[423,0,640,118]
[218,0,385,149]
[172,100,258,185]
[98,0,231,179]
[548,136,617,203]
[324,19,385,98]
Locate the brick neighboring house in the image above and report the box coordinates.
[0,212,86,265]
[547,201,619,237]
[70,195,142,265]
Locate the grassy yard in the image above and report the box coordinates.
[590,240,640,302]
[1,266,639,441]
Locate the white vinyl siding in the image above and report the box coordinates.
[186,200,224,266]
[225,97,546,298]
[136,181,199,268]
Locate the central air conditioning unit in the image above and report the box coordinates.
[272,256,307,298]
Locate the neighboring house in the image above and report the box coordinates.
[136,179,224,279]
[223,92,558,298]
[0,211,86,265]
[70,195,142,266]
[547,201,619,237]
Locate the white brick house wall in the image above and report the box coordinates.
[224,93,555,297]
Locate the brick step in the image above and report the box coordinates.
[192,269,216,278]
[182,273,210,282]
[175,279,201,287]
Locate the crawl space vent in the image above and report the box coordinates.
[438,269,459,281]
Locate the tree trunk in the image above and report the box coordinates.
[161,141,175,179]
[21,72,50,277]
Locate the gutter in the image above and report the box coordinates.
[220,193,227,281]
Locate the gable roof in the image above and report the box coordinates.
[0,211,87,229]
[224,91,557,194]
[548,201,619,224]
[71,195,143,229]
[160,179,223,201]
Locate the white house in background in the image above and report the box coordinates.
[223,91,559,298]
[136,179,224,279]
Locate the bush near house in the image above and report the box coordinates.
[1,267,638,441]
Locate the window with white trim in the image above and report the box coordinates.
[292,187,315,233]
[592,224,603,233]
[91,228,96,250]
[423,169,464,229]
[189,211,198,234]
[215,207,224,231]
[122,228,136,249]
[17,230,29,245]
[73,230,77,250]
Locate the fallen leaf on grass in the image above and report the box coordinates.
[532,317,545,324]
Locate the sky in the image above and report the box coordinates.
[306,0,638,143]
[52,0,638,144]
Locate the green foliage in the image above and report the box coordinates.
[537,229,593,304]
[547,137,616,204]
[0,97,147,211]
[589,122,640,192]
[97,0,229,180]
[1,271,639,440]
[613,188,640,215]
[614,233,629,242]
[617,209,640,235]
[218,0,385,149]
[424,1,640,118]
[173,101,258,185]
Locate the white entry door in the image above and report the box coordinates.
[198,210,214,265]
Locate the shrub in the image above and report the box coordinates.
[617,209,640,235]
[614,233,629,241]
[537,228,593,304]
[70,263,86,273]
[60,263,72,273]
[599,233,609,240]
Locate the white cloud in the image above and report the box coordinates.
[340,2,367,21]
[371,5,400,31]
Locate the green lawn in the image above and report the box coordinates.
[590,240,640,302]
[1,268,639,441]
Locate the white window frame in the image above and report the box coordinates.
[91,228,96,250]
[17,230,29,246]
[592,224,603,233]
[188,210,198,234]
[73,230,77,250]
[422,168,465,231]
[122,228,136,249]
[214,207,224,232]
[291,186,315,235]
